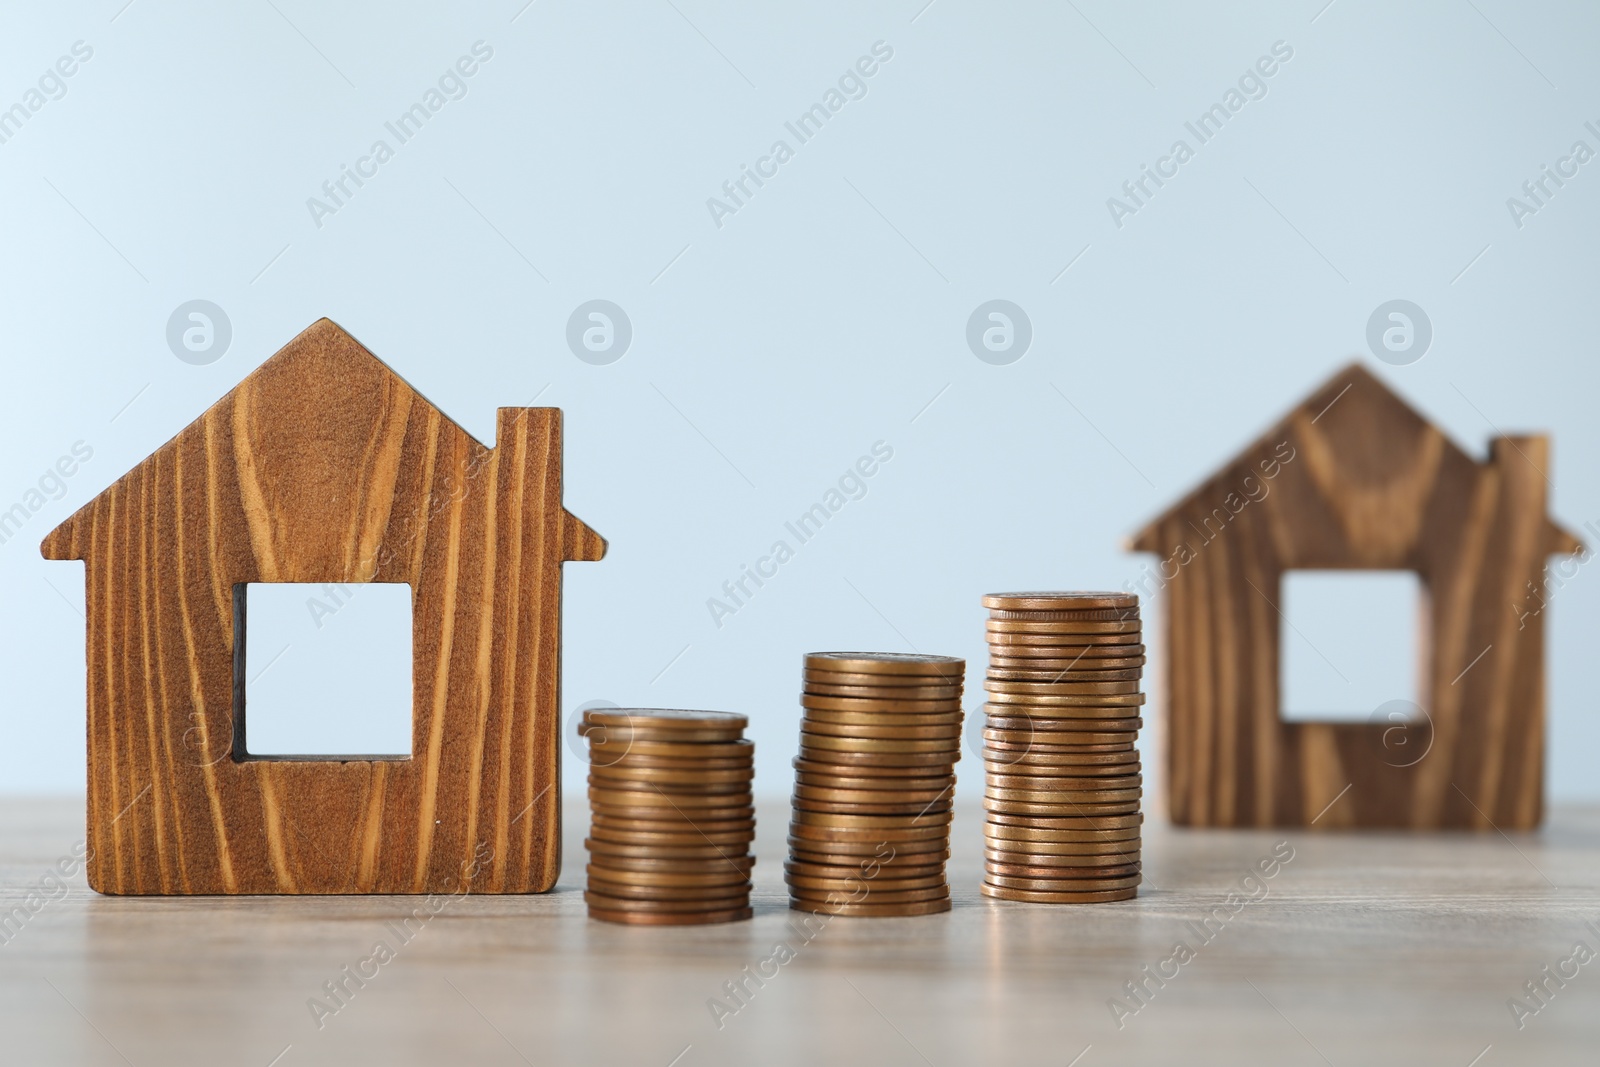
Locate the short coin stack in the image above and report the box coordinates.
[582,708,755,925]
[980,592,1144,903]
[787,652,965,917]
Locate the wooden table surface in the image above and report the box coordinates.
[2,796,1597,1066]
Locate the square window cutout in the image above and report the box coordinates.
[1280,570,1423,723]
[239,582,413,758]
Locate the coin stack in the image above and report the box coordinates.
[582,708,755,925]
[787,652,965,917]
[980,592,1143,904]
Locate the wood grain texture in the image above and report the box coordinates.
[5,797,1600,1066]
[40,318,606,894]
[1130,363,1583,830]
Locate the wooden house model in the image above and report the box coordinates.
[42,318,606,893]
[1128,363,1581,830]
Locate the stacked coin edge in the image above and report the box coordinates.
[980,592,1144,904]
[583,708,756,925]
[787,652,965,917]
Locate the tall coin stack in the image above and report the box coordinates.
[582,708,755,925]
[787,652,965,917]
[979,592,1143,903]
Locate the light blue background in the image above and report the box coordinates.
[1,1,1595,806]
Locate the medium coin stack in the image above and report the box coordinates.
[980,592,1144,903]
[787,652,965,917]
[582,708,755,925]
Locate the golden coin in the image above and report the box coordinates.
[983,799,1141,818]
[588,905,754,925]
[586,753,753,772]
[787,821,948,843]
[983,755,1138,771]
[985,618,1141,633]
[985,766,1141,783]
[990,641,1144,656]
[588,739,755,760]
[788,882,949,902]
[982,714,1143,732]
[589,829,755,849]
[784,870,947,892]
[805,682,963,700]
[587,778,753,800]
[588,805,755,825]
[983,742,1140,759]
[784,856,945,876]
[984,725,1137,745]
[986,634,1143,650]
[984,738,1138,752]
[984,785,1143,803]
[793,756,955,777]
[984,855,1140,875]
[587,867,751,890]
[982,745,1136,760]
[804,669,964,688]
[787,853,947,873]
[985,860,1141,880]
[984,714,1142,732]
[987,667,1144,682]
[583,890,749,912]
[791,808,952,828]
[988,652,1146,666]
[584,882,751,903]
[800,693,964,713]
[588,827,756,845]
[787,834,949,855]
[983,747,1137,765]
[583,886,751,906]
[981,734,1140,752]
[984,679,1142,695]
[983,873,1141,892]
[589,795,756,813]
[786,868,947,888]
[984,810,1143,829]
[794,772,955,791]
[793,799,952,818]
[986,773,1142,790]
[990,642,1147,658]
[581,724,746,745]
[804,652,965,677]
[983,591,1137,611]
[802,709,965,727]
[588,854,755,874]
[983,691,1145,707]
[793,784,954,805]
[588,785,752,806]
[799,734,960,754]
[983,840,1139,859]
[982,749,1135,766]
[797,747,961,769]
[988,660,1147,676]
[590,813,756,832]
[584,707,748,729]
[788,871,947,890]
[979,777,1145,793]
[584,837,748,860]
[586,876,749,899]
[983,739,1139,755]
[987,605,1140,621]
[979,883,1137,904]
[800,721,962,741]
[789,895,952,917]
[588,764,755,785]
[788,855,948,875]
[984,825,1141,844]
[982,797,1142,814]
